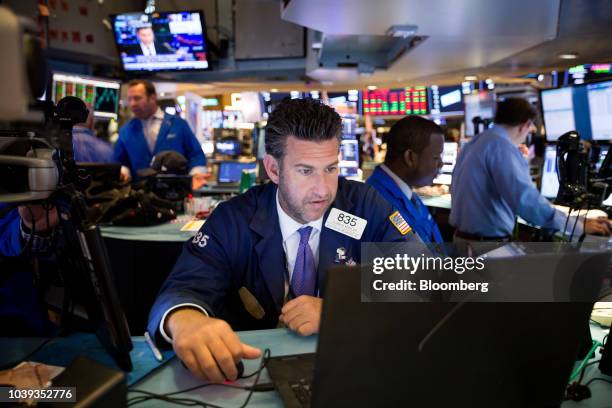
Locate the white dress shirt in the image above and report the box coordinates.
[158,190,323,343]
[141,107,165,154]
[276,191,323,287]
[140,42,157,56]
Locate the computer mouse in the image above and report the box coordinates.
[180,359,245,380]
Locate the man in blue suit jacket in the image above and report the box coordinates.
[113,80,207,183]
[367,116,445,247]
[148,99,426,383]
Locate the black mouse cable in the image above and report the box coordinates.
[127,349,273,407]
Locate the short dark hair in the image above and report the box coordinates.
[494,97,537,127]
[127,79,156,97]
[265,98,342,159]
[384,115,443,164]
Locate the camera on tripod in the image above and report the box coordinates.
[555,130,611,211]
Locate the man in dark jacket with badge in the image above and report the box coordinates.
[147,98,426,383]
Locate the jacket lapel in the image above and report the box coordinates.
[249,184,285,315]
[130,119,154,164]
[317,179,354,296]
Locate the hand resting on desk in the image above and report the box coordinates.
[279,295,322,336]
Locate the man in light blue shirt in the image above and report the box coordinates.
[450,97,610,240]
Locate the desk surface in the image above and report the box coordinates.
[99,215,197,242]
[132,329,316,407]
[132,326,611,408]
[2,326,609,406]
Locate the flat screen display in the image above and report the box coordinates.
[587,80,612,141]
[363,87,428,115]
[112,11,209,72]
[217,161,257,183]
[52,73,120,120]
[540,146,560,199]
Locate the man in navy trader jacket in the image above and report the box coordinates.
[367,115,445,247]
[148,98,426,383]
[113,80,207,183]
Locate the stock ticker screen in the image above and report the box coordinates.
[52,73,121,120]
[363,87,428,115]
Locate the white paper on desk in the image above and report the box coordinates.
[26,362,65,380]
[181,220,205,232]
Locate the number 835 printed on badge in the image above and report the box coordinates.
[324,208,367,240]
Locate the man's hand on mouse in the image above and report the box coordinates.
[279,295,322,336]
[165,308,261,383]
[585,218,612,236]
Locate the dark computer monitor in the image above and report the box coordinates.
[587,80,612,141]
[111,11,209,72]
[215,139,241,157]
[217,161,257,184]
[52,73,121,120]
[284,254,605,407]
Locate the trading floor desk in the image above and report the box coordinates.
[99,217,198,334]
[420,194,612,243]
[4,326,609,407]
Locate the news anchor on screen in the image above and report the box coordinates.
[123,25,174,56]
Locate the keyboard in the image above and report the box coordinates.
[289,378,312,406]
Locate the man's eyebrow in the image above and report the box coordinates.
[294,160,339,168]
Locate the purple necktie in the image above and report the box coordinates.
[291,226,316,297]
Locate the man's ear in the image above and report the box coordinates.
[263,154,281,184]
[402,149,418,169]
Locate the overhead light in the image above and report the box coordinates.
[559,53,578,60]
[485,78,493,84]
[367,85,377,90]
[386,24,418,38]
[537,74,545,81]
[464,75,477,81]
[270,88,279,92]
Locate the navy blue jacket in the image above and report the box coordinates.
[0,205,53,335]
[367,166,443,246]
[148,179,424,340]
[113,113,206,180]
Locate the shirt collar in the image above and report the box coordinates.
[380,164,413,200]
[142,107,164,123]
[276,190,323,243]
[491,125,512,143]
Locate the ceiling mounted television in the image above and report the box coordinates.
[111,11,209,72]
